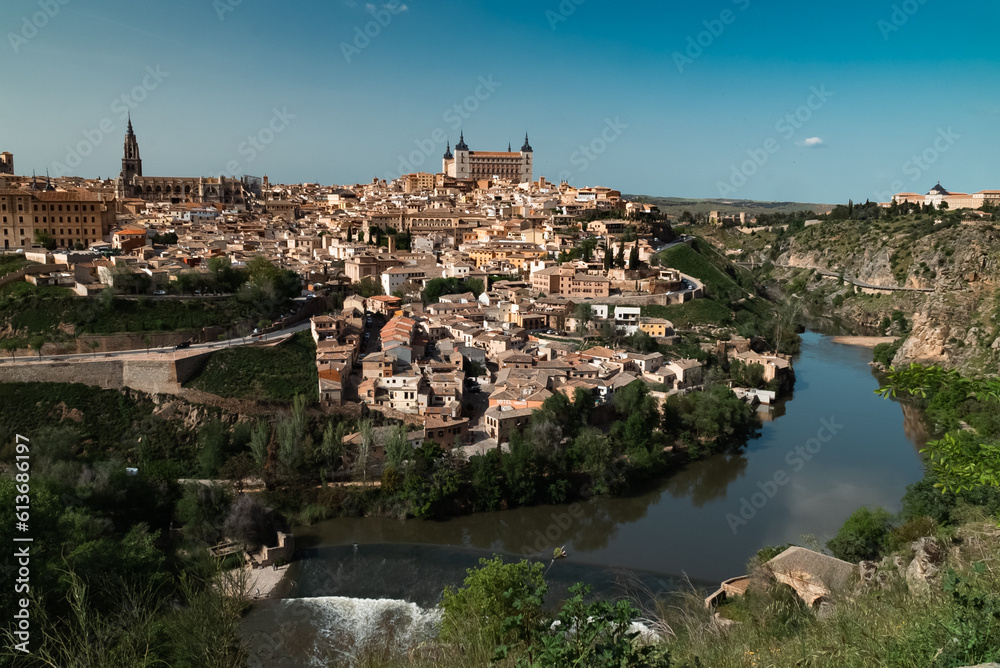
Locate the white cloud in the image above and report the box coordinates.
[797,137,826,148]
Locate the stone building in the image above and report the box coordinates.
[1,180,115,251]
[443,132,533,182]
[114,117,253,206]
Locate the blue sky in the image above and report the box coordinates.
[2,0,998,203]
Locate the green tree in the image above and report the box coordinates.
[29,335,45,359]
[354,277,383,298]
[574,302,594,336]
[440,557,547,647]
[320,420,346,471]
[628,240,639,271]
[516,583,671,668]
[34,229,57,250]
[826,506,894,562]
[355,418,376,483]
[467,277,485,297]
[0,339,18,361]
[249,422,270,470]
[384,422,411,471]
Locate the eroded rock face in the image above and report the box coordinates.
[906,537,944,596]
[894,310,951,366]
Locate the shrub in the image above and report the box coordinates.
[873,338,903,366]
[826,506,894,562]
[440,557,546,646]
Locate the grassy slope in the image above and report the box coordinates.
[185,330,318,402]
[661,242,748,302]
[641,300,732,327]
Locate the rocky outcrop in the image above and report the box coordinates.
[857,537,944,597]
[905,537,944,596]
[893,310,951,366]
[772,221,1000,376]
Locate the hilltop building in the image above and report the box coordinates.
[0,152,13,175]
[115,117,257,207]
[1,176,115,250]
[891,183,1000,210]
[443,132,533,182]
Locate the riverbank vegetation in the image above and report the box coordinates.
[246,379,760,527]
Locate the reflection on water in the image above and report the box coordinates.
[664,451,749,507]
[901,403,932,453]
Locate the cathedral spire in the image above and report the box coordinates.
[521,132,533,153]
[455,131,468,151]
[120,115,143,197]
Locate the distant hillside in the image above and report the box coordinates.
[626,195,834,217]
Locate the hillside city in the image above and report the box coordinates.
[0,125,800,458]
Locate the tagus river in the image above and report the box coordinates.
[242,332,928,664]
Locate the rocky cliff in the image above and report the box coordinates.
[771,218,1000,375]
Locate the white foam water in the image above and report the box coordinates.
[270,596,442,667]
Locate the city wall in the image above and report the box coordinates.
[0,351,214,395]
